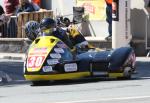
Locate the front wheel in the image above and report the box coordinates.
[32,81,50,86]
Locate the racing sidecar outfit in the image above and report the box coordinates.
[24,35,135,84]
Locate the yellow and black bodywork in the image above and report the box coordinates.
[24,36,91,81]
[24,36,136,83]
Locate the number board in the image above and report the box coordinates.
[27,56,45,68]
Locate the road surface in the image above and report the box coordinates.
[0,57,150,103]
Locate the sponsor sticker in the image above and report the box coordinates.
[64,63,78,72]
[29,52,47,55]
[33,48,47,53]
[29,48,48,55]
[50,53,61,59]
[34,48,47,51]
[57,42,67,48]
[54,48,64,53]
[42,66,53,72]
[47,59,59,65]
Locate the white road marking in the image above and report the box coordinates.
[54,96,150,103]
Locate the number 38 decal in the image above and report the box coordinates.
[27,56,45,68]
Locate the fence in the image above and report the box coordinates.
[0,10,53,38]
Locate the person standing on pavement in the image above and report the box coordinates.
[0,5,9,37]
[105,0,112,40]
[0,5,5,26]
[29,0,41,11]
[0,5,8,25]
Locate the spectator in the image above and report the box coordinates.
[31,0,41,6]
[16,0,36,15]
[0,5,10,37]
[0,5,9,26]
[4,0,19,16]
[29,0,40,11]
[105,0,112,40]
[0,5,5,26]
[29,0,47,11]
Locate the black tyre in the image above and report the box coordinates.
[117,67,132,80]
[32,81,50,86]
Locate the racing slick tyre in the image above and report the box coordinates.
[32,81,50,86]
[123,67,132,79]
[118,67,132,80]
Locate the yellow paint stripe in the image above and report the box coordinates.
[108,73,124,78]
[24,72,90,81]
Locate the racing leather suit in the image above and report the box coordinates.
[66,25,103,53]
[51,28,74,50]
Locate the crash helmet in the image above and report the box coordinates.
[40,17,57,35]
[63,17,70,27]
[24,20,40,41]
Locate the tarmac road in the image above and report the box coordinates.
[0,57,150,103]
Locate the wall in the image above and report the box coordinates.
[41,0,52,10]
[130,0,149,39]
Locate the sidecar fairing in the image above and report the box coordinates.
[24,36,136,84]
[76,47,136,79]
[24,36,91,83]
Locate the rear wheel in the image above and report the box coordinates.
[122,67,132,79]
[123,67,132,79]
[117,67,132,80]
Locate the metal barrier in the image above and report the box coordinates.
[0,10,53,38]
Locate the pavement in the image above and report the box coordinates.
[0,53,25,61]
